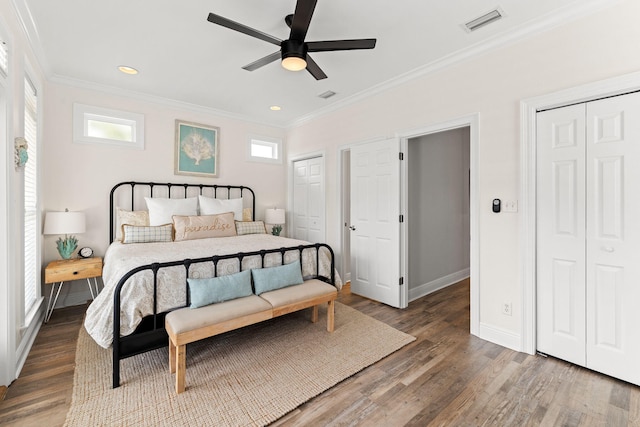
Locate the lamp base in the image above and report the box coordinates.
[56,235,78,259]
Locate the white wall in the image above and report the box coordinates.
[286,0,640,345]
[407,128,470,295]
[41,82,288,306]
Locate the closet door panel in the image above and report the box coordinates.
[293,160,309,240]
[536,104,587,366]
[306,157,324,243]
[586,92,640,386]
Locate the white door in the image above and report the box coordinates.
[536,104,587,366]
[350,138,401,307]
[537,92,640,386]
[292,157,324,243]
[585,93,640,384]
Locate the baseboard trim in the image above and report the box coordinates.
[478,322,521,352]
[408,268,470,302]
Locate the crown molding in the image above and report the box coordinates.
[285,0,623,129]
[49,74,287,130]
[10,0,51,77]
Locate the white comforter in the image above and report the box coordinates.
[84,234,341,348]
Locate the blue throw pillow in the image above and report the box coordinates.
[251,260,304,295]
[187,269,253,308]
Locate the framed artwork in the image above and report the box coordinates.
[175,120,219,177]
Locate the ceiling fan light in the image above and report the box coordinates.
[282,56,307,72]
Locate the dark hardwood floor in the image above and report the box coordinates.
[1,280,639,426]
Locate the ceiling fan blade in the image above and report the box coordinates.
[289,0,318,41]
[307,39,377,52]
[305,55,327,80]
[242,51,281,72]
[207,13,281,46]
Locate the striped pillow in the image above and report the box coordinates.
[235,221,266,235]
[121,224,173,244]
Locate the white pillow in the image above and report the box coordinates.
[198,195,243,221]
[144,197,198,226]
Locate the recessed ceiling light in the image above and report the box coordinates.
[270,105,282,111]
[118,65,139,75]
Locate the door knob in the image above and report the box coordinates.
[349,225,356,231]
[602,246,615,253]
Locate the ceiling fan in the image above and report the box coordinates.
[207,0,376,80]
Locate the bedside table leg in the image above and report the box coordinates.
[45,281,65,323]
[86,278,96,300]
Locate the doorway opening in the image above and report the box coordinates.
[339,114,479,334]
[406,127,470,301]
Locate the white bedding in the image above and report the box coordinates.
[84,234,342,348]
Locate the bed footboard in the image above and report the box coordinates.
[112,243,335,388]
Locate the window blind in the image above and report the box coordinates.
[23,76,38,314]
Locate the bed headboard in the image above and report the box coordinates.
[109,181,256,243]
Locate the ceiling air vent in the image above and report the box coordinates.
[318,90,337,99]
[464,8,504,32]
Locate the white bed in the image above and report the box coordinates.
[101,181,342,388]
[85,234,342,348]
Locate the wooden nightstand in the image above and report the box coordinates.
[44,257,103,323]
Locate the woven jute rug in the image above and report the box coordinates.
[65,302,415,427]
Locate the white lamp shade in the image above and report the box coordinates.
[264,208,285,225]
[43,211,86,235]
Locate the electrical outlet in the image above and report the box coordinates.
[502,302,512,316]
[503,200,518,213]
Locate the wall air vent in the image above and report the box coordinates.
[318,90,337,99]
[464,8,504,32]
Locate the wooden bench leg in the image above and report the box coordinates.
[311,305,319,323]
[169,338,176,374]
[176,344,186,394]
[327,300,335,332]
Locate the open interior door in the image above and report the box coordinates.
[350,138,401,307]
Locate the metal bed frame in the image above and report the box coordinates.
[109,181,256,243]
[107,181,335,388]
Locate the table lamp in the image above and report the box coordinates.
[265,208,285,236]
[44,209,86,259]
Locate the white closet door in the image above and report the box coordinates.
[292,157,325,243]
[536,104,587,366]
[585,92,640,385]
[306,157,324,243]
[293,159,309,240]
[537,92,640,386]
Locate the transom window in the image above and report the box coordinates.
[247,135,282,164]
[73,103,144,149]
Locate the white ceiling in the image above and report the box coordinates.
[17,0,616,127]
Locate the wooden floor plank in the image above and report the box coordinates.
[1,282,639,426]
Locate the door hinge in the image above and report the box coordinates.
[399,277,404,286]
[399,152,404,160]
[399,214,404,223]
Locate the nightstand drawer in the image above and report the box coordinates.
[45,257,103,283]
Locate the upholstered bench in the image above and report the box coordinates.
[165,263,337,394]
